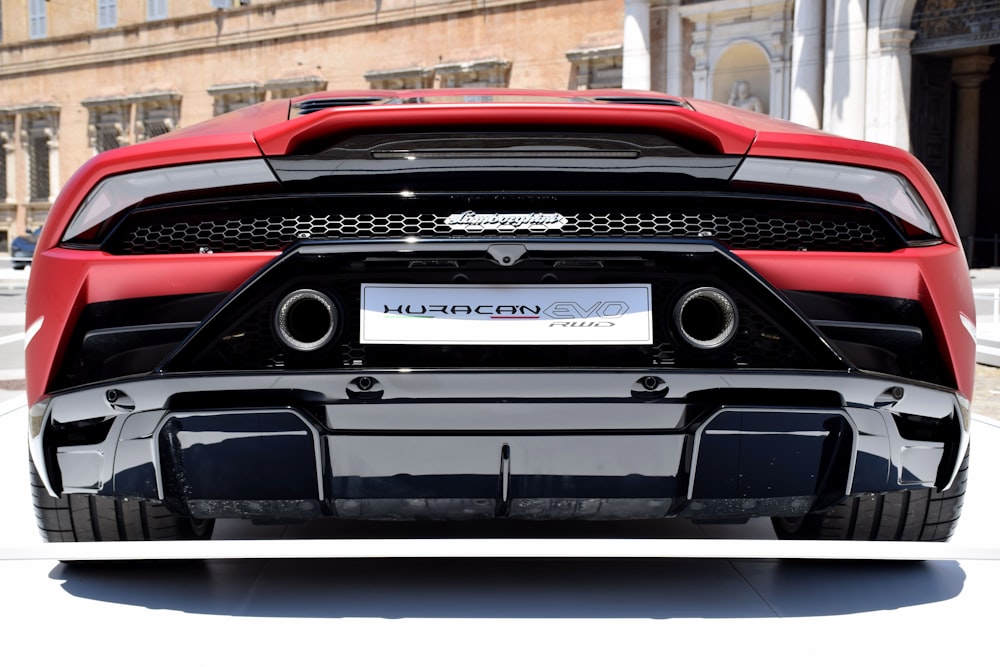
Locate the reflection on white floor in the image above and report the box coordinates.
[1,401,997,666]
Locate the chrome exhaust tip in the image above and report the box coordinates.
[673,287,738,350]
[274,289,339,352]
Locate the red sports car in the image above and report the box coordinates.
[26,90,973,542]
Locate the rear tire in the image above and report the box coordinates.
[772,450,968,541]
[30,460,214,542]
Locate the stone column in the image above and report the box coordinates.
[12,114,24,232]
[665,0,683,96]
[45,127,59,204]
[769,14,790,119]
[0,131,13,205]
[871,28,916,149]
[623,0,652,90]
[950,54,994,243]
[691,24,709,100]
[823,0,867,139]
[790,0,824,127]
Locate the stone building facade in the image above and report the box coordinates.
[0,0,997,264]
[0,0,627,245]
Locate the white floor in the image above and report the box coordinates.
[1,397,998,666]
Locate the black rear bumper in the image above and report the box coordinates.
[30,370,969,523]
[32,239,968,522]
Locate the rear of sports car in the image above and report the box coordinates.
[26,91,973,542]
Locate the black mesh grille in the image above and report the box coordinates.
[109,199,902,255]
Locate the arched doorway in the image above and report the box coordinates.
[908,0,1000,266]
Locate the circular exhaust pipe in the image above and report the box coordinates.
[274,289,339,352]
[673,287,738,350]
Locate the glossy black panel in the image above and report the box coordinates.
[109,461,158,498]
[692,410,854,502]
[53,292,226,390]
[109,437,158,498]
[158,411,319,501]
[37,368,967,522]
[784,290,951,387]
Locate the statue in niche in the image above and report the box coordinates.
[727,80,765,114]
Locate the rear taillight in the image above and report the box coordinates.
[733,157,941,242]
[62,159,278,244]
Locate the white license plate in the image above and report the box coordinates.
[360,284,652,345]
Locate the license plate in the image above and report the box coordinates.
[360,284,652,345]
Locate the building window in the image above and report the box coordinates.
[82,98,129,153]
[435,58,512,89]
[98,0,118,29]
[566,45,623,90]
[207,83,264,116]
[364,67,432,90]
[29,0,46,39]
[95,113,125,152]
[29,134,49,201]
[135,92,181,141]
[566,33,623,90]
[264,76,327,100]
[20,107,58,204]
[95,124,122,152]
[83,92,181,151]
[138,114,171,140]
[0,106,57,229]
[147,0,168,20]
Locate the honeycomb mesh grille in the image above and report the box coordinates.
[110,203,901,255]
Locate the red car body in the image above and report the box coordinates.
[26,90,973,543]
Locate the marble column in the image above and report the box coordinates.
[872,28,916,150]
[0,131,13,205]
[950,54,994,243]
[623,0,652,90]
[665,0,683,96]
[790,0,824,128]
[823,0,867,139]
[691,24,709,100]
[44,127,59,204]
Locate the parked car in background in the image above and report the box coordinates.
[25,90,974,544]
[10,230,37,270]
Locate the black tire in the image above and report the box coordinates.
[772,450,968,541]
[30,460,214,542]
